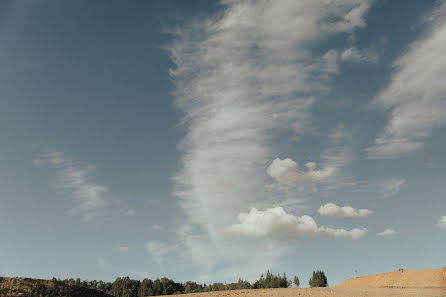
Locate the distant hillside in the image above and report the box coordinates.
[0,277,113,297]
[337,267,446,288]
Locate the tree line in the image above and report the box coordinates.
[45,270,327,297]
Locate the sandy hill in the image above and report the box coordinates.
[337,266,446,288]
[0,277,113,297]
[181,287,446,297]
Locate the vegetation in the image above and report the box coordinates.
[308,270,328,288]
[293,276,300,288]
[58,270,291,296]
[1,270,321,297]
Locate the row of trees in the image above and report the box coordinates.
[54,270,327,297]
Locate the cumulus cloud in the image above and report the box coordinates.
[341,46,379,63]
[267,158,335,187]
[168,0,372,279]
[318,203,373,217]
[35,151,109,221]
[367,2,446,158]
[438,216,446,230]
[377,229,396,237]
[227,206,367,240]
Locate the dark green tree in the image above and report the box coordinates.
[309,270,328,287]
[152,279,162,296]
[293,276,300,288]
[183,281,203,294]
[138,278,154,296]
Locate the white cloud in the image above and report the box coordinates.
[119,246,129,251]
[377,229,396,237]
[266,127,353,192]
[168,0,372,280]
[35,151,109,221]
[381,177,406,198]
[152,224,162,230]
[438,216,446,230]
[367,2,446,158]
[227,206,367,240]
[351,177,406,199]
[267,158,335,187]
[318,203,373,218]
[341,46,379,63]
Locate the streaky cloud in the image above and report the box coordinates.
[168,0,373,280]
[367,2,446,158]
[35,151,109,221]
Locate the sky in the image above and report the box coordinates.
[1,0,446,287]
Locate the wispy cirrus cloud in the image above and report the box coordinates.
[168,0,373,280]
[145,241,179,268]
[377,229,396,237]
[380,177,406,198]
[341,46,379,63]
[35,151,109,221]
[367,2,446,158]
[351,177,406,199]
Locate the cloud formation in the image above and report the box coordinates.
[367,2,446,158]
[381,177,406,198]
[146,241,178,268]
[267,158,335,187]
[341,46,379,63]
[227,206,367,240]
[168,0,372,279]
[35,151,109,221]
[438,216,446,230]
[318,203,373,218]
[377,229,396,237]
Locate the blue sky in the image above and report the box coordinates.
[1,0,446,287]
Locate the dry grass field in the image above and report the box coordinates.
[337,267,446,288]
[181,287,446,297]
[181,267,446,297]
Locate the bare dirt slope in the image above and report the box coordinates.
[337,266,446,288]
[181,287,446,297]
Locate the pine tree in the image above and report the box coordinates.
[293,276,300,288]
[308,270,328,287]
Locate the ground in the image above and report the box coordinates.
[181,288,446,297]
